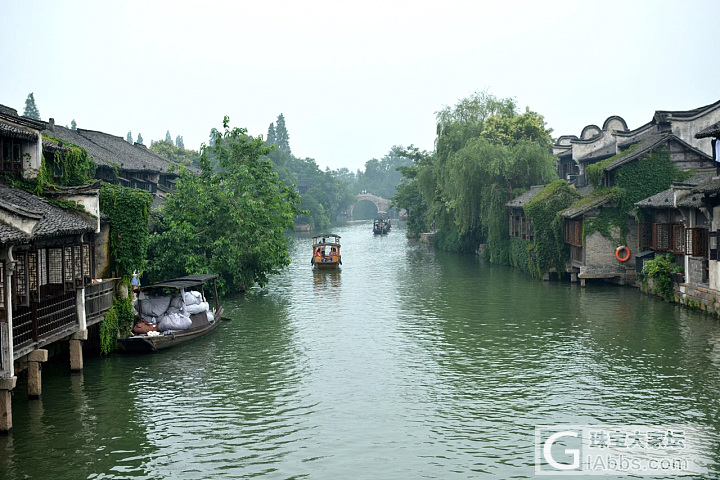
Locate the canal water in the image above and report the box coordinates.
[2,221,720,479]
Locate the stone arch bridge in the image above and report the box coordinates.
[348,193,391,218]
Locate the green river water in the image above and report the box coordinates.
[1,220,720,479]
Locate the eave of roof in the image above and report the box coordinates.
[695,121,720,139]
[506,185,546,208]
[561,191,614,219]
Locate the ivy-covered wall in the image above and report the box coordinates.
[521,180,582,277]
[99,183,153,279]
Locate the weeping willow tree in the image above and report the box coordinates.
[403,90,557,259]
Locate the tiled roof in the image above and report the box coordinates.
[603,134,710,172]
[0,122,37,141]
[695,121,720,139]
[0,182,96,245]
[561,191,614,219]
[42,125,193,174]
[506,185,546,208]
[635,173,714,208]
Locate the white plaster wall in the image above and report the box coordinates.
[671,107,720,156]
[572,132,617,162]
[61,194,100,233]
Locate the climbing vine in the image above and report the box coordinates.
[583,145,690,246]
[99,293,136,354]
[586,141,644,189]
[522,180,582,277]
[99,183,153,278]
[42,135,97,186]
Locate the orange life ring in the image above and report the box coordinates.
[615,246,630,262]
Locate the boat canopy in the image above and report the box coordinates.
[140,274,219,291]
[312,233,341,245]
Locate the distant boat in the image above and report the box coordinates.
[373,212,391,234]
[311,233,342,269]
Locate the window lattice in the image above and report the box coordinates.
[49,248,62,284]
[38,248,47,286]
[64,246,73,282]
[28,251,38,293]
[74,245,82,279]
[672,225,686,254]
[15,252,26,296]
[83,244,91,277]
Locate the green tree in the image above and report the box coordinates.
[146,117,304,293]
[137,133,144,145]
[126,131,133,144]
[275,113,291,154]
[149,139,199,166]
[267,122,276,145]
[175,135,184,149]
[23,92,40,120]
[165,130,172,143]
[70,119,77,130]
[399,91,556,258]
[209,128,220,147]
[391,145,433,238]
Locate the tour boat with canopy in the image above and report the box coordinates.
[311,233,342,269]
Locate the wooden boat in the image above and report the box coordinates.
[373,218,389,234]
[119,274,224,353]
[373,212,391,234]
[311,233,342,269]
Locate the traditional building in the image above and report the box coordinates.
[42,120,193,208]
[553,100,720,186]
[0,106,115,432]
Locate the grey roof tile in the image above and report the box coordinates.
[0,182,96,245]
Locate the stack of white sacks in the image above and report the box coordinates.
[138,290,213,333]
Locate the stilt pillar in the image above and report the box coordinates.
[69,330,87,372]
[571,272,578,283]
[0,376,17,432]
[580,278,586,287]
[27,349,48,399]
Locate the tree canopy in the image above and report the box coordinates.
[146,117,304,294]
[149,139,199,167]
[23,93,40,120]
[395,90,556,258]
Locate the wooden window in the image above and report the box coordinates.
[13,252,28,306]
[671,225,686,254]
[653,223,671,251]
[38,248,47,287]
[48,248,63,284]
[686,228,709,258]
[1,138,23,173]
[565,219,583,247]
[83,244,92,282]
[28,251,38,301]
[73,245,83,288]
[639,222,653,249]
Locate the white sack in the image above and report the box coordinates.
[185,301,209,315]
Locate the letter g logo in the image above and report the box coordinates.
[543,430,580,470]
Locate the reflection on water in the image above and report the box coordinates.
[1,220,720,479]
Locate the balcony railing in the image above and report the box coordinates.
[85,279,116,326]
[10,279,116,359]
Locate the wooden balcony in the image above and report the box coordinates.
[10,279,116,360]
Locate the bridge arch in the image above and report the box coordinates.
[348,193,391,218]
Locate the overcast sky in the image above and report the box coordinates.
[2,0,719,172]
